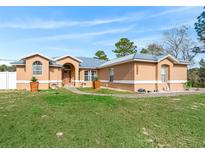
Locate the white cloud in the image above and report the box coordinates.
[156,20,196,31]
[132,19,198,48]
[46,47,84,54]
[133,34,163,48]
[26,25,135,41]
[146,19,195,32]
[93,40,116,46]
[0,17,128,29]
[149,6,196,18]
[0,20,77,29]
[85,17,128,25]
[0,6,199,30]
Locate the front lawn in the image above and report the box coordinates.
[77,87,133,94]
[0,89,204,147]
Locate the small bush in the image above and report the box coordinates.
[184,81,193,88]
[31,76,38,82]
[185,80,205,88]
[92,76,99,81]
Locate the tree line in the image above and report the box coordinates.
[188,7,205,88]
[0,64,16,72]
[95,25,204,64]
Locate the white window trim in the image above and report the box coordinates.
[91,70,97,81]
[84,70,90,81]
[161,65,167,83]
[84,70,97,81]
[32,61,43,76]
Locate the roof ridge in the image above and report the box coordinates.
[108,53,135,61]
[77,56,94,58]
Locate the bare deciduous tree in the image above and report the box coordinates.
[162,26,200,64]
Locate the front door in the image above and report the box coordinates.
[62,69,72,86]
[161,65,170,90]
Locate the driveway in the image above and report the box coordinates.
[66,87,205,98]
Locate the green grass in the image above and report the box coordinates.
[0,89,205,147]
[77,87,133,94]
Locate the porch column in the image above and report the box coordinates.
[74,65,79,86]
[156,63,161,91]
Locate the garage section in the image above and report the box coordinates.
[0,72,16,89]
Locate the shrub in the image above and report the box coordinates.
[92,76,99,81]
[31,76,38,82]
[184,81,194,89]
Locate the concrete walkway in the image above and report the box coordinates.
[65,86,205,98]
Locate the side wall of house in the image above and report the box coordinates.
[16,65,30,90]
[98,62,135,91]
[169,64,187,91]
[134,62,158,91]
[49,67,62,88]
[134,59,187,92]
[157,58,187,91]
[98,58,187,92]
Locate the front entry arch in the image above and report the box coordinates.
[62,63,75,86]
[161,64,170,90]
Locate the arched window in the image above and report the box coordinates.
[161,65,167,82]
[32,61,42,75]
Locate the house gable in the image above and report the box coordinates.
[56,57,80,81]
[157,54,179,64]
[21,52,52,61]
[25,55,50,81]
[54,55,82,62]
[158,57,174,67]
[56,56,80,67]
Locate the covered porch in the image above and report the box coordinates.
[55,56,81,87]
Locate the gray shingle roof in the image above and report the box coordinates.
[10,60,25,65]
[49,61,62,67]
[77,57,106,68]
[134,53,160,61]
[99,54,134,67]
[10,56,106,68]
[11,53,188,68]
[99,53,189,67]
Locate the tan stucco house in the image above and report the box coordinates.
[11,52,188,92]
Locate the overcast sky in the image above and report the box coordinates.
[0,6,204,64]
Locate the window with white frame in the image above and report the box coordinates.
[91,70,97,81]
[161,65,167,82]
[84,70,97,81]
[109,68,114,82]
[84,71,89,81]
[32,61,42,75]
